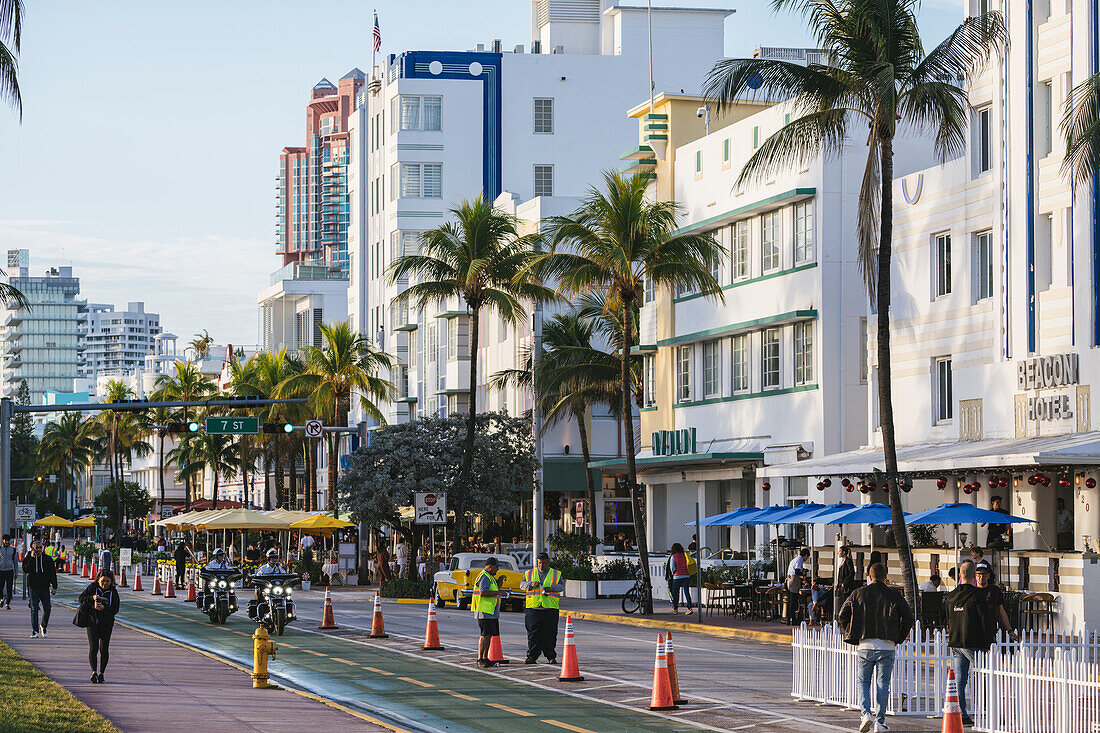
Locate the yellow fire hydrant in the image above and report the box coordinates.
[252,627,277,688]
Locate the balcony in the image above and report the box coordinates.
[391,301,417,332]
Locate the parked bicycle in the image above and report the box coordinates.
[621,568,653,614]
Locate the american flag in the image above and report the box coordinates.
[373,12,381,52]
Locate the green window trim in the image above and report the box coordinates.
[674,262,818,303]
[672,188,815,237]
[752,126,760,149]
[588,451,765,470]
[630,344,658,354]
[695,150,702,173]
[639,406,658,413]
[671,383,820,409]
[657,309,817,347]
[723,138,730,162]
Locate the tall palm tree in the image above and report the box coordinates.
[243,349,300,509]
[1,0,21,117]
[533,171,723,613]
[1063,74,1100,187]
[174,432,238,510]
[490,308,624,527]
[153,361,216,510]
[391,196,558,542]
[189,330,214,360]
[280,322,392,513]
[97,380,134,536]
[703,0,1005,609]
[146,406,174,524]
[37,413,97,516]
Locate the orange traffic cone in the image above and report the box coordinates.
[133,567,144,592]
[488,634,509,664]
[422,599,444,650]
[81,559,89,578]
[119,566,128,588]
[185,579,196,602]
[365,592,386,636]
[941,668,964,733]
[666,631,686,705]
[321,588,339,630]
[165,576,176,598]
[647,634,678,711]
[91,561,98,577]
[152,573,163,596]
[558,615,584,682]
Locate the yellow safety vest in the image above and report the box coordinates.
[44,546,57,560]
[524,568,561,610]
[472,571,499,615]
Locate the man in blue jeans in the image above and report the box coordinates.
[836,562,914,732]
[943,560,991,726]
[22,540,57,638]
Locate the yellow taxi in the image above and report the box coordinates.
[432,553,526,611]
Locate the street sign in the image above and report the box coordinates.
[205,416,260,434]
[575,501,584,528]
[48,474,56,484]
[414,492,447,525]
[304,419,323,438]
[14,504,35,524]
[160,504,175,518]
[119,548,132,568]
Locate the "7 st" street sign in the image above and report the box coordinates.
[205,417,260,435]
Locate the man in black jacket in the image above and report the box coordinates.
[837,562,914,733]
[22,540,57,638]
[943,560,991,726]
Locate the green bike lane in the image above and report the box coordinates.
[56,578,700,733]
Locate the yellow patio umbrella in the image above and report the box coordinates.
[266,508,315,524]
[33,514,73,528]
[196,509,290,531]
[72,516,96,528]
[289,514,355,534]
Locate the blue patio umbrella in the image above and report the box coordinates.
[684,505,758,527]
[796,502,857,522]
[775,502,829,523]
[899,502,1034,583]
[729,504,800,526]
[813,503,898,526]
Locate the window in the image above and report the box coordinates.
[731,221,749,281]
[762,328,780,389]
[644,276,654,304]
[1038,81,1053,156]
[752,126,760,149]
[676,345,692,403]
[859,317,869,383]
[793,321,813,385]
[975,231,994,301]
[934,232,952,297]
[398,96,442,131]
[794,200,814,264]
[695,150,703,176]
[934,357,953,423]
[400,163,442,198]
[702,340,721,398]
[533,98,554,134]
[1036,213,1053,292]
[977,107,992,173]
[643,354,656,407]
[534,165,554,197]
[422,164,442,198]
[762,211,781,272]
[401,163,420,198]
[732,334,749,392]
[722,138,730,165]
[422,96,442,131]
[448,317,469,359]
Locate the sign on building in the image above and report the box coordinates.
[1016,353,1080,422]
[414,492,447,525]
[652,427,697,456]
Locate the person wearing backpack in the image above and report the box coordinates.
[665,543,695,614]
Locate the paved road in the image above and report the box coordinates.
[51,577,943,732]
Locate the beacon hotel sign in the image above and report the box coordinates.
[1017,353,1079,421]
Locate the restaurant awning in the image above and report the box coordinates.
[758,431,1100,478]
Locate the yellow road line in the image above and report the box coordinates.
[362,666,395,676]
[279,643,299,648]
[398,677,434,688]
[543,720,597,733]
[440,690,479,701]
[232,631,251,636]
[331,657,358,666]
[302,649,328,657]
[486,702,534,717]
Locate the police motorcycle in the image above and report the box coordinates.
[247,572,299,635]
[197,567,243,624]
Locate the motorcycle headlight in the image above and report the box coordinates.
[229,582,236,589]
[263,591,270,597]
[218,580,227,588]
[285,588,292,596]
[208,580,217,589]
[274,587,283,595]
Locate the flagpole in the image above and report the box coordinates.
[372,9,377,71]
[648,0,654,113]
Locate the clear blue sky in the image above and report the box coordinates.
[0,1,960,345]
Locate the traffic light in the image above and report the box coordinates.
[262,423,295,434]
[165,422,201,434]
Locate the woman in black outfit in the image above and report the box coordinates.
[835,545,856,610]
[79,569,119,683]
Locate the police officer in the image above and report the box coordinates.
[204,548,233,570]
[520,551,564,665]
[256,548,284,575]
[472,556,503,668]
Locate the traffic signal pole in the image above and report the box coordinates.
[1,398,11,539]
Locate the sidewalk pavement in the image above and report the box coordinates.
[558,598,795,644]
[0,595,392,732]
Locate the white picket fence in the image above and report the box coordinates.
[793,623,1100,731]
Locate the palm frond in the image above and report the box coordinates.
[1063,73,1100,189]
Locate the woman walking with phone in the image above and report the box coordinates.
[78,570,119,683]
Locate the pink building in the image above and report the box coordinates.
[275,70,365,270]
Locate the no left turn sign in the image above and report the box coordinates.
[304,419,323,438]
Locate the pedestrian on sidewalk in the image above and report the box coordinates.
[666,543,694,615]
[472,556,502,668]
[0,535,17,610]
[79,569,120,684]
[173,540,192,588]
[835,545,856,610]
[22,540,58,638]
[836,562,914,733]
[944,560,993,726]
[521,551,563,664]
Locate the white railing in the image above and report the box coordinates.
[794,623,1100,729]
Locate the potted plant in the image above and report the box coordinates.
[301,572,311,592]
[596,557,639,597]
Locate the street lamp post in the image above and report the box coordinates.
[532,304,545,557]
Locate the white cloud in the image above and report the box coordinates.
[0,220,269,346]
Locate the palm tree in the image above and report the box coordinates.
[97,380,134,536]
[146,406,174,524]
[1,0,21,117]
[490,308,624,527]
[189,330,214,360]
[175,432,238,510]
[391,196,558,542]
[533,171,723,612]
[703,0,1005,609]
[37,413,97,516]
[242,349,300,509]
[1063,74,1100,187]
[280,322,392,513]
[153,361,216,510]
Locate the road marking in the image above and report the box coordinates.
[331,657,358,666]
[672,704,736,715]
[621,696,652,702]
[362,666,395,676]
[486,702,534,717]
[280,643,299,648]
[303,649,328,657]
[543,720,597,733]
[574,682,629,692]
[232,631,251,636]
[399,677,434,688]
[440,689,479,701]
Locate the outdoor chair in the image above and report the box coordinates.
[1018,592,1055,633]
[919,591,945,630]
[703,582,723,617]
